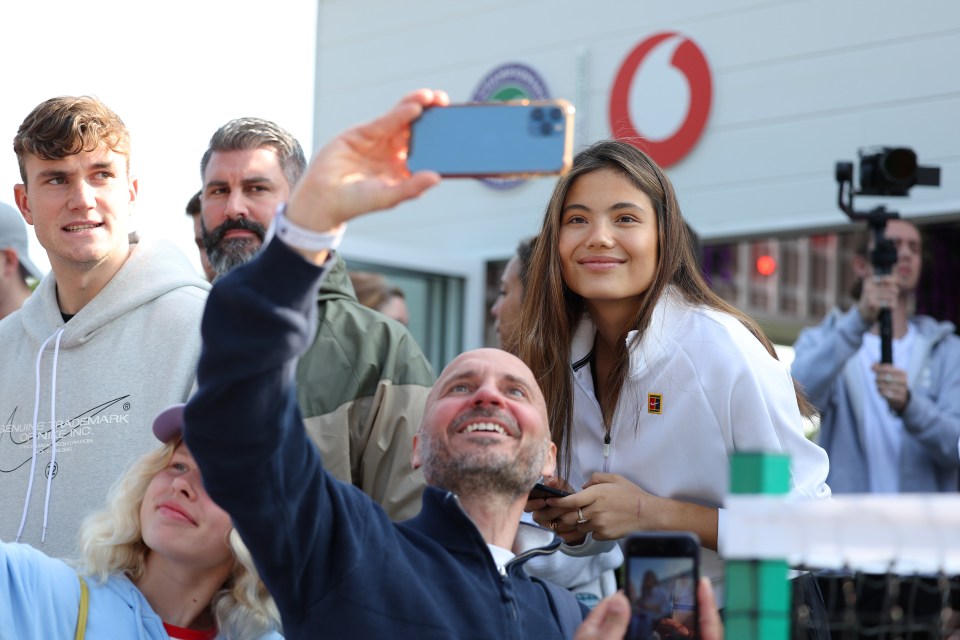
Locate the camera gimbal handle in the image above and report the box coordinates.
[836,170,897,364]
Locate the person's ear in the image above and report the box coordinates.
[13,184,33,225]
[410,433,422,470]
[0,248,16,276]
[539,442,557,479]
[128,176,139,209]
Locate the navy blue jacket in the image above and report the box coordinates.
[184,239,584,640]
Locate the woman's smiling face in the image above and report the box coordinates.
[559,168,659,306]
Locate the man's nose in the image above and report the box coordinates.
[67,180,97,211]
[224,190,248,220]
[472,380,504,406]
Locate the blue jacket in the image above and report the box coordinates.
[792,306,960,492]
[184,239,584,640]
[0,540,282,639]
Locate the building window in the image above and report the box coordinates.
[345,259,465,371]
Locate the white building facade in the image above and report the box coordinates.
[312,0,960,367]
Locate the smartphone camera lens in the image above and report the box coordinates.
[549,107,563,121]
[531,107,544,121]
[540,121,553,136]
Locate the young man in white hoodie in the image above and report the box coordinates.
[0,96,210,558]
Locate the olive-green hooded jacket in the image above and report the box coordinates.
[295,253,435,520]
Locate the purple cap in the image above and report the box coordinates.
[152,404,186,443]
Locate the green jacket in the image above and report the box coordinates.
[295,253,435,520]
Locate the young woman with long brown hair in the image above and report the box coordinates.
[512,140,831,606]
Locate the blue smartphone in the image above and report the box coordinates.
[407,100,575,178]
[626,533,701,640]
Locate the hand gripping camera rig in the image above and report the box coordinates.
[835,147,940,363]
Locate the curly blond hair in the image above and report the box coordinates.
[78,438,280,640]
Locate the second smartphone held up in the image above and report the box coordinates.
[625,532,701,640]
[406,100,575,179]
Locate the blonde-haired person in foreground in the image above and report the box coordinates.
[0,404,281,640]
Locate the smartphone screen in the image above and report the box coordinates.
[626,533,700,640]
[407,100,575,178]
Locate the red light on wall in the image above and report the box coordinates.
[756,255,777,276]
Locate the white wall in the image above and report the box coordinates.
[313,0,960,346]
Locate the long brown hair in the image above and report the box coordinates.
[507,140,813,477]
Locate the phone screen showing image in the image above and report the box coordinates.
[626,534,699,640]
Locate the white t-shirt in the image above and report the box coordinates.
[857,325,916,493]
[487,544,516,575]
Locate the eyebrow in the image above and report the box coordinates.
[442,370,532,389]
[34,159,119,178]
[205,176,275,190]
[503,373,532,389]
[34,168,69,181]
[562,201,647,214]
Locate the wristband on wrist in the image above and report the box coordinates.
[265,203,346,253]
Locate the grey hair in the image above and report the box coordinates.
[200,117,306,188]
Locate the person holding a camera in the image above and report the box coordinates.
[792,218,960,494]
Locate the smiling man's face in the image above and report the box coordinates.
[412,348,555,499]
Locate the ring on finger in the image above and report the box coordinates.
[883,373,893,383]
[550,520,559,531]
[577,506,588,525]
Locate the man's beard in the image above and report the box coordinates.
[418,408,549,501]
[203,217,268,278]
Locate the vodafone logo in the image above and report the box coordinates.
[609,32,713,167]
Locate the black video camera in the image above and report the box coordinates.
[836,146,940,198]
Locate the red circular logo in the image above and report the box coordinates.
[609,32,712,167]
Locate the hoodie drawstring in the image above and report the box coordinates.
[42,329,65,542]
[16,327,65,543]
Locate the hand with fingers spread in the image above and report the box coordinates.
[285,89,449,263]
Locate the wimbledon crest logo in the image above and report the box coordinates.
[472,63,552,189]
[609,32,713,168]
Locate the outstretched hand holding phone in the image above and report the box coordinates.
[284,88,450,264]
[281,89,576,267]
